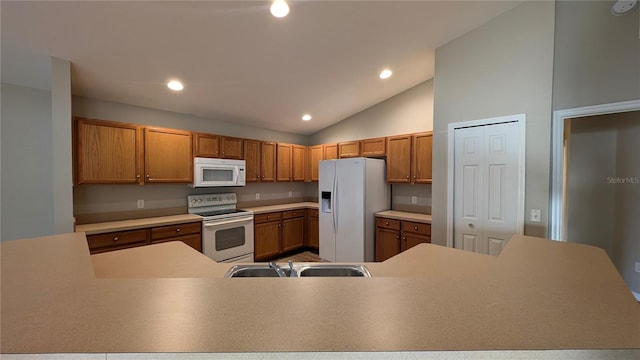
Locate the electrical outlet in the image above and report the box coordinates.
[531,209,541,222]
[411,196,417,204]
[288,191,293,198]
[137,200,144,209]
[635,262,640,273]
[255,193,260,200]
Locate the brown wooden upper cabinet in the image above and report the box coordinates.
[360,137,386,157]
[144,127,193,183]
[244,140,276,182]
[338,141,360,158]
[309,145,323,181]
[75,117,142,184]
[412,132,433,183]
[324,144,338,160]
[386,132,432,184]
[193,132,220,158]
[194,133,243,159]
[291,144,306,182]
[276,143,292,182]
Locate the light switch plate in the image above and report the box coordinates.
[137,200,144,209]
[411,196,417,204]
[635,262,640,273]
[255,193,260,200]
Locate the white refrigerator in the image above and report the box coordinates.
[319,158,390,262]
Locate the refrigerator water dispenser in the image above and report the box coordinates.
[321,191,332,212]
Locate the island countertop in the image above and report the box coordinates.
[1,232,639,355]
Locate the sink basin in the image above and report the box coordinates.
[297,265,371,277]
[224,264,371,278]
[224,265,291,278]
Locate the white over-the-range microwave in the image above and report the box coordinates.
[191,157,246,187]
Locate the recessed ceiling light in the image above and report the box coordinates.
[302,114,312,121]
[270,0,289,18]
[379,69,392,80]
[167,80,184,91]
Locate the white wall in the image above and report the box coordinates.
[566,117,617,256]
[613,114,640,295]
[309,79,433,144]
[1,83,55,240]
[432,1,555,245]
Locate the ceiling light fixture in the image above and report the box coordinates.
[302,114,312,121]
[379,69,392,80]
[611,0,637,16]
[270,0,290,18]
[167,80,184,91]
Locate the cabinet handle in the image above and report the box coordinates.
[396,236,400,239]
[278,224,281,227]
[136,174,140,179]
[414,226,418,230]
[385,222,389,225]
[146,174,150,178]
[413,176,416,179]
[406,175,409,179]
[293,212,296,216]
[176,228,181,232]
[113,236,119,242]
[402,237,406,240]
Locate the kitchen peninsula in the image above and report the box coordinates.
[1,232,639,357]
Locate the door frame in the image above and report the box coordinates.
[446,114,527,248]
[549,99,640,241]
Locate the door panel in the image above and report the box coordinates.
[454,121,519,255]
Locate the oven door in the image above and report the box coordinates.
[202,215,254,262]
[196,164,241,187]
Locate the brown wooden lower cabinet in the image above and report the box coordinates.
[375,217,430,261]
[306,209,319,250]
[86,221,202,254]
[254,209,313,261]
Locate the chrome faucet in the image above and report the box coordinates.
[268,262,287,277]
[288,260,297,278]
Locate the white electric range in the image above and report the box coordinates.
[187,193,254,263]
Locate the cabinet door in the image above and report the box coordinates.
[282,217,305,253]
[193,133,220,158]
[76,118,142,184]
[254,221,281,261]
[221,136,243,159]
[361,137,386,157]
[412,132,433,183]
[375,227,401,262]
[144,127,193,183]
[309,145,323,182]
[324,144,338,160]
[260,142,277,182]
[307,211,319,249]
[401,233,430,252]
[338,141,360,158]
[292,144,306,182]
[244,139,261,182]
[386,135,412,183]
[276,143,292,182]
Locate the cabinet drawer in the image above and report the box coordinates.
[151,222,201,241]
[376,217,401,230]
[282,209,304,219]
[308,208,319,218]
[402,221,430,236]
[254,212,282,224]
[87,229,148,252]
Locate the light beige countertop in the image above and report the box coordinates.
[375,210,431,223]
[242,201,318,214]
[75,214,203,235]
[2,232,639,355]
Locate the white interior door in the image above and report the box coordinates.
[454,121,520,255]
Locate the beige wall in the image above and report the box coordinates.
[432,1,555,245]
[309,79,433,144]
[552,0,640,111]
[566,117,617,256]
[613,114,640,295]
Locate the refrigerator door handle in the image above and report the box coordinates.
[332,174,338,234]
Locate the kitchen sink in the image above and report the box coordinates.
[224,263,370,278]
[297,265,371,277]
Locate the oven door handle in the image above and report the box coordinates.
[204,217,253,228]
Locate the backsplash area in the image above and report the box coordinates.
[73,182,314,224]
